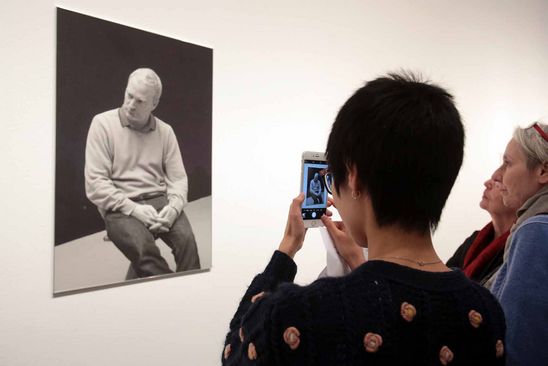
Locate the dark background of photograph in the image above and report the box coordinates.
[55,8,212,245]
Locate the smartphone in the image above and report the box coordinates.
[301,151,328,228]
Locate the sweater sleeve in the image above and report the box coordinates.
[222,251,298,365]
[84,115,137,215]
[163,125,188,214]
[493,217,548,366]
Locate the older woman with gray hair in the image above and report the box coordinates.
[490,122,548,366]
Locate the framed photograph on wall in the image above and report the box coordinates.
[54,8,212,295]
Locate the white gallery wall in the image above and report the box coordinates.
[1,0,547,364]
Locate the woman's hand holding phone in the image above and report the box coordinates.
[279,193,336,259]
[279,193,307,258]
[321,199,366,270]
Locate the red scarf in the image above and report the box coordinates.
[462,222,510,279]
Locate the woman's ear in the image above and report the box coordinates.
[538,161,548,185]
[347,164,360,192]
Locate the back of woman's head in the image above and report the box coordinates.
[513,122,548,170]
[326,71,464,234]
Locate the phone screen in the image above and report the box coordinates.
[301,159,328,220]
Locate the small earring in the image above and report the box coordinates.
[352,191,361,200]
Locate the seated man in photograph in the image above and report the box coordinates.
[85,68,201,279]
[308,172,323,204]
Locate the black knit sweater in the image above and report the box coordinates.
[222,251,506,365]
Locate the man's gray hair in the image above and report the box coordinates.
[129,68,162,105]
[513,121,548,169]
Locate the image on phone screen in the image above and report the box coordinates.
[301,159,328,220]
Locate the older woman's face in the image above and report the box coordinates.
[494,139,543,210]
[479,176,514,217]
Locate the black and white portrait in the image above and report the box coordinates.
[302,166,326,207]
[54,8,212,294]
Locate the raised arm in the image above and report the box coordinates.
[222,194,308,365]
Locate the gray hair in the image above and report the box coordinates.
[513,121,548,169]
[128,68,162,105]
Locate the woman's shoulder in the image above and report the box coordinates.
[263,270,374,311]
[518,213,548,228]
[248,267,388,338]
[466,279,506,321]
[510,214,548,252]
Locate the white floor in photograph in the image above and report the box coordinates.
[54,196,212,294]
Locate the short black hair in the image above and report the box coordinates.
[326,71,464,233]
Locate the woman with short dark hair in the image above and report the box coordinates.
[489,122,548,365]
[222,73,505,365]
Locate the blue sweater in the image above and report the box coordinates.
[491,214,548,366]
[223,251,506,365]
